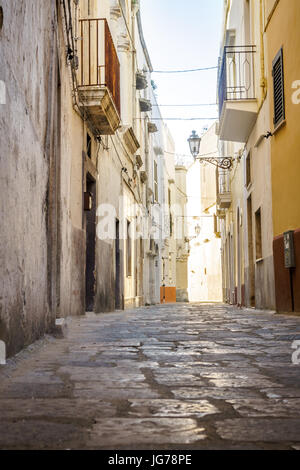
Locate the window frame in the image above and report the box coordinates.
[272,47,285,130]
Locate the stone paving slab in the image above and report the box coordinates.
[88,418,206,449]
[215,418,300,442]
[0,398,117,419]
[0,303,300,449]
[226,398,300,417]
[171,387,264,400]
[127,399,220,418]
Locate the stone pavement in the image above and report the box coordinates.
[1,303,300,450]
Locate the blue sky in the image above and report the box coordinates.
[140,0,223,160]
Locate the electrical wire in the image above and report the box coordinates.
[152,103,217,107]
[164,150,219,158]
[152,66,218,74]
[109,135,144,206]
[135,117,218,121]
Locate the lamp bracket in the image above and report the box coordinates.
[196,156,234,170]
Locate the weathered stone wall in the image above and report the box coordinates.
[0,1,86,357]
[94,144,124,313]
[52,4,86,320]
[0,1,58,356]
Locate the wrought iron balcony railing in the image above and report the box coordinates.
[78,18,120,116]
[216,169,231,209]
[218,45,256,117]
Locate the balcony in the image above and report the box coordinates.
[77,19,121,135]
[136,71,148,90]
[218,46,257,143]
[217,191,232,209]
[122,126,140,156]
[217,175,231,209]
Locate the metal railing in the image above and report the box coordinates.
[218,45,256,117]
[78,18,120,115]
[217,169,231,195]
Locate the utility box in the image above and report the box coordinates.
[284,231,296,268]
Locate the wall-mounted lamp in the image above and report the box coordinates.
[188,130,233,170]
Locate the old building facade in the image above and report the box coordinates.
[175,165,189,303]
[0,0,177,358]
[187,124,222,303]
[217,0,300,313]
[265,0,300,313]
[217,0,275,310]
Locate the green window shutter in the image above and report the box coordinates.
[272,48,285,127]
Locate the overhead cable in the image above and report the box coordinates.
[146,117,218,121]
[152,103,217,107]
[152,66,218,74]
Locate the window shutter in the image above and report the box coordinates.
[272,48,285,127]
[154,161,158,202]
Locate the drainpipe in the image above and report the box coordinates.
[132,6,137,133]
[259,0,267,105]
[222,0,231,47]
[145,113,150,211]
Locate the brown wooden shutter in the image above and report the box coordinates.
[272,48,285,127]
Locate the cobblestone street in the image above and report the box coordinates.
[1,304,300,450]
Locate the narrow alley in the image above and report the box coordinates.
[1,0,300,454]
[1,304,300,450]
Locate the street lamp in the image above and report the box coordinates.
[194,224,201,237]
[188,130,201,159]
[187,130,234,170]
[186,224,201,243]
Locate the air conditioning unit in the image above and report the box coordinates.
[139,98,152,112]
[148,122,158,133]
[140,171,148,183]
[136,71,148,90]
[135,154,143,169]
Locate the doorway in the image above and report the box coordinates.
[247,195,255,307]
[85,175,96,312]
[115,219,121,310]
[237,207,242,305]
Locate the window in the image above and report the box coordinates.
[169,214,173,237]
[154,161,158,202]
[272,48,285,128]
[126,220,132,277]
[140,238,144,259]
[255,208,262,261]
[87,133,92,159]
[168,189,173,236]
[246,151,251,187]
[0,7,3,31]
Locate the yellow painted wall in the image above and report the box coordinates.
[266,0,300,236]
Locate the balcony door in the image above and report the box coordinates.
[247,195,255,307]
[115,219,121,310]
[85,174,96,312]
[244,0,251,44]
[237,207,242,305]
